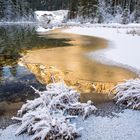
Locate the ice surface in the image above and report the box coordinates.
[64,24,140,72]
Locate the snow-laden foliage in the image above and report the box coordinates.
[13,82,97,140]
[68,0,140,24]
[113,79,140,110]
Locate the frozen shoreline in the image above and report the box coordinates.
[63,24,140,73]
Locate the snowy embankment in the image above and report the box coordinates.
[35,10,68,32]
[63,24,140,73]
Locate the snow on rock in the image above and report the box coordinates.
[12,82,97,140]
[112,79,140,110]
[35,10,68,32]
[63,24,140,73]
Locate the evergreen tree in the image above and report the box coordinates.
[80,0,98,20]
[121,7,130,24]
[0,0,139,23]
[3,0,14,20]
[134,0,140,23]
[68,0,80,19]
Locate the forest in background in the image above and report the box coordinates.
[0,0,140,23]
[68,0,140,24]
[0,0,70,21]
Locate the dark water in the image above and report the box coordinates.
[0,24,71,67]
[0,24,137,102]
[0,24,72,77]
[0,24,72,102]
[0,25,74,127]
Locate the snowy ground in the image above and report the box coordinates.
[0,125,31,140]
[63,24,140,73]
[0,109,140,140]
[77,109,140,140]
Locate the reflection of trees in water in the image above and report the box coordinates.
[0,55,19,81]
[0,25,72,80]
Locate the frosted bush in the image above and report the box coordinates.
[113,79,140,110]
[13,82,97,140]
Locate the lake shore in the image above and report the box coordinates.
[0,25,140,139]
[63,24,140,74]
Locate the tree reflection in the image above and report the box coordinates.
[0,24,72,80]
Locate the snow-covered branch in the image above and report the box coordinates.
[113,79,140,110]
[13,82,97,140]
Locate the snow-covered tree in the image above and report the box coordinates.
[68,0,80,19]
[133,0,140,23]
[121,6,130,24]
[0,0,34,21]
[68,0,140,23]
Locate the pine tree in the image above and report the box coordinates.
[134,0,140,23]
[0,0,4,20]
[68,0,80,19]
[3,0,15,21]
[80,0,98,21]
[121,7,130,24]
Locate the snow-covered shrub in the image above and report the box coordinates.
[126,29,140,36]
[113,79,140,110]
[13,82,97,140]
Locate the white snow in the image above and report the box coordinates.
[1,109,140,140]
[77,109,140,140]
[35,10,68,32]
[113,79,140,110]
[35,10,68,22]
[0,125,31,140]
[63,24,140,73]
[36,26,55,33]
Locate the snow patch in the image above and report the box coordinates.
[0,125,31,140]
[1,109,140,140]
[77,109,140,140]
[36,26,55,33]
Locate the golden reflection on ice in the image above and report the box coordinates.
[22,29,137,97]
